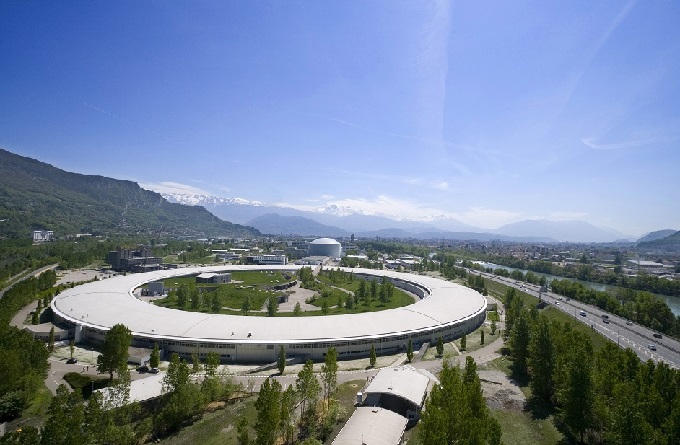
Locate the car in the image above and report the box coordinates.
[649,344,657,351]
[653,333,663,339]
[66,357,78,364]
[136,365,149,373]
[626,320,633,325]
[555,301,560,305]
[580,311,587,317]
[149,367,160,374]
[603,318,609,324]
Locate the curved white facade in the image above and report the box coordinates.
[52,266,486,364]
[308,238,342,258]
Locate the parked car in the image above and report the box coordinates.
[626,320,633,325]
[136,365,149,373]
[653,333,663,339]
[149,367,160,374]
[66,357,78,364]
[649,344,657,351]
[580,311,587,317]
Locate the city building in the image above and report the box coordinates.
[32,230,54,243]
[245,254,288,265]
[107,246,162,272]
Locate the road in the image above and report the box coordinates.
[474,270,680,369]
[0,264,58,300]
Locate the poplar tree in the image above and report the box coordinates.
[406,339,414,362]
[255,378,282,445]
[369,344,377,367]
[436,337,444,357]
[277,346,286,375]
[321,348,338,410]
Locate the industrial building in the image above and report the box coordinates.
[195,272,232,284]
[51,265,486,364]
[308,237,342,258]
[245,254,288,265]
[107,246,162,272]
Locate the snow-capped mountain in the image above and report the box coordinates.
[162,193,266,208]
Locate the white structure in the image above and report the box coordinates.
[32,230,54,243]
[308,238,342,258]
[332,407,408,445]
[246,254,288,265]
[51,266,486,364]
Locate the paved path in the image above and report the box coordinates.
[0,264,58,300]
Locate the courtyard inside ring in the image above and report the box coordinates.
[51,266,487,364]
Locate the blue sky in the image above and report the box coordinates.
[1,1,679,237]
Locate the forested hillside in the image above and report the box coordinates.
[0,148,259,239]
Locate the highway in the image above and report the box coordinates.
[474,271,680,369]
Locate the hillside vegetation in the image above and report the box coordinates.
[0,148,259,239]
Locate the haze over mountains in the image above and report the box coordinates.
[161,192,636,243]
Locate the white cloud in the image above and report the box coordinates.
[138,181,211,196]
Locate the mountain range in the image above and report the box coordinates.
[161,192,633,243]
[0,149,259,239]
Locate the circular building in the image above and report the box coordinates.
[308,237,342,258]
[51,266,486,364]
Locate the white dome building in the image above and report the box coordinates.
[308,237,342,258]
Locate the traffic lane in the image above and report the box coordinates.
[475,272,680,368]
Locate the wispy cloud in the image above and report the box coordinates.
[138,181,211,196]
[83,102,163,137]
[335,169,453,191]
[581,136,678,150]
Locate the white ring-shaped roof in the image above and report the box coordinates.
[51,266,486,344]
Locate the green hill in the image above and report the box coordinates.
[637,230,680,251]
[0,148,260,239]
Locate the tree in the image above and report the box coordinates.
[177,284,188,308]
[237,414,251,445]
[162,353,190,393]
[510,311,530,378]
[559,333,594,443]
[191,351,201,373]
[370,280,378,301]
[480,329,485,345]
[277,346,286,375]
[31,309,39,325]
[296,360,320,438]
[255,378,282,445]
[321,348,338,411]
[369,344,377,367]
[41,384,87,445]
[528,315,554,403]
[460,333,466,351]
[321,300,329,315]
[357,280,367,303]
[267,296,278,317]
[345,292,354,310]
[293,301,302,316]
[190,285,201,310]
[149,343,160,369]
[96,323,132,383]
[436,337,444,357]
[406,338,414,362]
[491,318,497,335]
[48,326,55,352]
[242,295,251,315]
[280,385,297,445]
[69,339,75,358]
[210,293,221,313]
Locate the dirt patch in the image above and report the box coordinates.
[479,370,526,411]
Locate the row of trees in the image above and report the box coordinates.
[243,350,342,445]
[0,271,57,421]
[504,288,680,444]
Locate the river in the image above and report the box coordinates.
[473,261,680,316]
